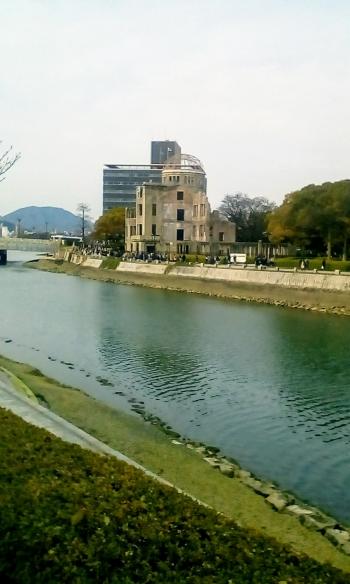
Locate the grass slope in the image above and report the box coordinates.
[1,407,350,584]
[1,355,350,575]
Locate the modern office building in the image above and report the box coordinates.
[103,164,162,212]
[103,141,182,212]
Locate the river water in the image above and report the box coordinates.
[1,252,350,522]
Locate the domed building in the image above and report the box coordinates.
[125,154,235,257]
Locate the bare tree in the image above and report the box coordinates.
[0,142,21,182]
[77,202,91,243]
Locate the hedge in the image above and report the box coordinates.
[274,258,350,271]
[0,408,348,583]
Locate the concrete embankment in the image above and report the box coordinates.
[30,256,350,315]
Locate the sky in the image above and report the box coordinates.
[1,0,350,220]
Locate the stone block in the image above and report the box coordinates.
[285,505,314,518]
[218,463,235,477]
[266,493,288,512]
[203,457,221,468]
[341,542,350,556]
[236,469,251,480]
[325,528,350,546]
[300,514,335,531]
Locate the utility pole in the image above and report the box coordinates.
[77,203,90,245]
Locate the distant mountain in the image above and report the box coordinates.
[2,206,92,234]
[0,217,15,230]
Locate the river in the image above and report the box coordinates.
[1,251,350,522]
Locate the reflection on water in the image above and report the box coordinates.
[1,254,350,522]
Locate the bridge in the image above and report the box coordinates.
[0,238,59,253]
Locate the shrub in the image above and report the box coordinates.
[0,409,348,583]
[183,254,206,264]
[100,257,120,270]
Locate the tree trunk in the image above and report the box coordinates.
[327,230,332,259]
[343,236,347,261]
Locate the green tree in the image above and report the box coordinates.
[219,193,276,241]
[267,180,350,259]
[92,207,125,252]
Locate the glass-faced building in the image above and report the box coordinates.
[103,165,163,212]
[103,141,182,212]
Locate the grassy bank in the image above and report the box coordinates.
[1,353,350,574]
[3,407,350,583]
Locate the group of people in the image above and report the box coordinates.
[122,251,169,262]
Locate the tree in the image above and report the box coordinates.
[219,193,276,241]
[0,141,21,182]
[77,203,91,243]
[92,207,125,252]
[267,180,350,259]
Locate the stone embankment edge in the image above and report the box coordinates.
[31,257,350,317]
[130,407,350,557]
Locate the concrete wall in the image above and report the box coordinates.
[117,262,167,275]
[170,265,350,292]
[83,258,103,268]
[63,256,350,293]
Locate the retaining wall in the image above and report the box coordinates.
[63,255,350,294]
[169,265,350,292]
[117,262,168,275]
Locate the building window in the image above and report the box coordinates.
[130,225,136,236]
[152,224,157,236]
[176,176,180,182]
[137,224,142,235]
[177,191,184,201]
[200,204,206,217]
[169,176,172,182]
[177,229,184,241]
[199,225,205,238]
[177,209,184,221]
[192,225,197,238]
[193,205,198,217]
[219,232,224,242]
[152,203,157,216]
[138,204,142,216]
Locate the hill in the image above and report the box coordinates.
[0,217,15,230]
[2,206,90,234]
